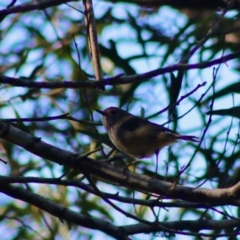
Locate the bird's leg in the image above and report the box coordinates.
[124,159,139,171]
[154,150,160,178]
[124,153,146,171]
[104,156,124,163]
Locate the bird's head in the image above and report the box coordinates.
[96,107,129,130]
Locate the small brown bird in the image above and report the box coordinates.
[96,107,198,161]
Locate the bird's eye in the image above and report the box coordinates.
[110,110,117,115]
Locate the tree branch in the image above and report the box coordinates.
[106,0,229,10]
[0,184,130,240]
[123,220,240,237]
[0,121,240,205]
[0,0,77,21]
[0,175,232,209]
[1,50,240,89]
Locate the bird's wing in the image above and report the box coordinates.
[119,116,176,134]
[118,116,143,132]
[147,120,177,133]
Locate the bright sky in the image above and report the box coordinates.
[0,1,239,239]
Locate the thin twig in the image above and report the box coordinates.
[1,113,70,122]
[148,81,207,119]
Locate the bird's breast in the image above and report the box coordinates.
[109,127,159,159]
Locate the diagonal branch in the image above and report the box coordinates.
[0,184,130,240]
[0,121,240,206]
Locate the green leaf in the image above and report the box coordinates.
[205,82,240,101]
[206,106,240,119]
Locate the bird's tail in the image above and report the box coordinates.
[178,135,199,142]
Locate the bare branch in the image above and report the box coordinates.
[0,0,77,21]
[0,175,233,209]
[1,50,240,89]
[0,184,130,240]
[0,121,240,206]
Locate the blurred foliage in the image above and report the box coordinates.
[0,0,239,239]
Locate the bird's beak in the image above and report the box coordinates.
[95,109,107,116]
